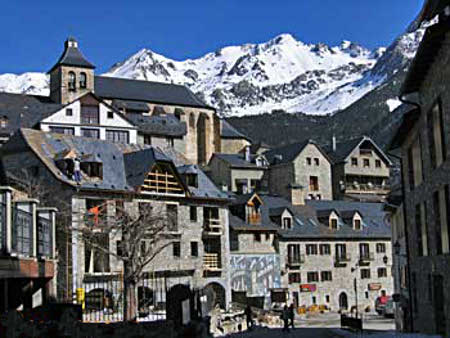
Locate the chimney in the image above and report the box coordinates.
[289,184,305,206]
[245,145,251,162]
[332,135,337,152]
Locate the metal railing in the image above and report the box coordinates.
[37,216,52,258]
[12,207,33,256]
[203,253,221,270]
[359,252,375,262]
[345,182,390,193]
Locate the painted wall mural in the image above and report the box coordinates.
[230,254,281,296]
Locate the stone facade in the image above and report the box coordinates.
[269,143,333,201]
[50,65,95,105]
[394,18,450,335]
[279,239,393,312]
[221,138,250,155]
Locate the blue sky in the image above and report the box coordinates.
[1,0,424,74]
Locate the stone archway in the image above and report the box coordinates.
[202,282,226,314]
[339,292,348,310]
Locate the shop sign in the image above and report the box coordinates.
[300,284,316,292]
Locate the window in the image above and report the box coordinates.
[116,241,123,258]
[312,296,317,304]
[306,244,318,255]
[365,291,369,299]
[190,206,197,222]
[306,157,312,165]
[354,219,361,230]
[144,135,152,145]
[363,159,370,168]
[446,185,450,252]
[81,105,99,124]
[360,268,371,279]
[166,204,178,232]
[254,233,261,242]
[375,159,381,168]
[433,191,443,255]
[185,174,198,188]
[115,200,124,217]
[49,126,74,135]
[326,295,330,303]
[376,243,386,253]
[314,158,319,166]
[351,158,358,166]
[378,267,387,278]
[407,146,415,189]
[289,272,301,284]
[309,176,319,191]
[428,100,447,169]
[287,244,301,265]
[359,243,370,260]
[107,111,114,119]
[80,72,87,88]
[250,179,260,192]
[265,233,270,241]
[166,137,174,147]
[191,242,198,257]
[172,242,180,257]
[415,203,428,256]
[321,271,332,281]
[335,244,347,260]
[68,71,76,91]
[80,162,102,178]
[330,218,338,229]
[319,244,331,255]
[283,217,292,229]
[81,128,100,139]
[66,108,73,116]
[106,130,129,144]
[307,272,319,282]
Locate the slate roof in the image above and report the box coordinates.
[2,129,228,201]
[263,140,311,165]
[221,120,251,141]
[127,113,187,137]
[211,153,267,169]
[322,135,392,165]
[48,38,95,73]
[94,76,211,109]
[0,93,63,137]
[228,192,391,239]
[112,100,149,112]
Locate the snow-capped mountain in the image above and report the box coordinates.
[0,17,431,117]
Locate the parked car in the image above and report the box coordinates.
[383,298,395,318]
[375,295,390,315]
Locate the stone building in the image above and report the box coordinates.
[389,3,450,335]
[264,140,333,201]
[324,136,392,202]
[0,129,232,319]
[226,191,392,312]
[0,186,57,313]
[0,37,246,165]
[208,150,269,193]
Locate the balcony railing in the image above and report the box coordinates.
[287,254,305,267]
[359,252,375,262]
[203,253,221,271]
[345,182,390,194]
[203,219,222,235]
[12,208,33,256]
[334,253,351,263]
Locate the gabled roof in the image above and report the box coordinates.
[268,206,294,217]
[316,209,340,219]
[127,113,187,137]
[418,0,449,23]
[340,210,362,220]
[48,37,95,73]
[324,135,392,165]
[94,76,212,109]
[264,140,332,165]
[220,120,252,141]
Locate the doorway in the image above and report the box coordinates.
[339,292,348,310]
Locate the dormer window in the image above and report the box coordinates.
[351,158,358,166]
[80,72,87,88]
[375,159,381,168]
[81,162,103,179]
[330,218,338,229]
[185,173,198,188]
[0,117,8,128]
[68,72,76,91]
[354,219,361,230]
[283,217,292,229]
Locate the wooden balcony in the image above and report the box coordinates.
[248,214,261,225]
[203,253,221,271]
[345,183,390,195]
[203,219,222,235]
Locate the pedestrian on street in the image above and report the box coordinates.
[281,305,290,332]
[289,303,295,329]
[245,304,253,330]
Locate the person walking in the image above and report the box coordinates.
[281,305,290,332]
[288,303,295,329]
[245,304,253,330]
